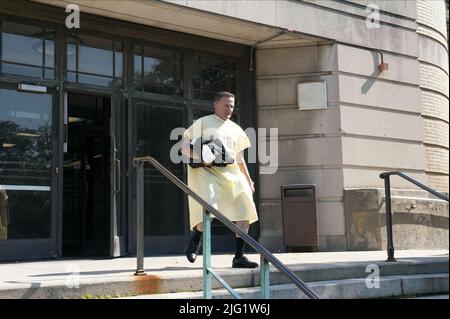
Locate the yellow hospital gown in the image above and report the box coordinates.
[184,114,258,229]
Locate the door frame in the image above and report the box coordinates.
[130,96,189,255]
[0,82,59,261]
[110,85,128,257]
[59,88,128,258]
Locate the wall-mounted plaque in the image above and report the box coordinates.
[297,80,327,110]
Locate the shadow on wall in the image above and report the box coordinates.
[361,50,382,94]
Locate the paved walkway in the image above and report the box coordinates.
[411,294,449,299]
[1,249,447,293]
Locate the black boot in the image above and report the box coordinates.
[185,228,202,263]
[232,255,258,268]
[232,237,258,268]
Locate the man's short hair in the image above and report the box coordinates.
[213,91,235,104]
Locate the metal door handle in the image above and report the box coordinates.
[115,158,121,193]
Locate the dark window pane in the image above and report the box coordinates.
[192,54,237,101]
[229,71,237,93]
[144,183,184,236]
[2,33,42,66]
[114,51,123,78]
[78,73,112,87]
[142,83,183,96]
[44,39,54,68]
[113,78,123,87]
[134,54,142,87]
[0,88,53,239]
[114,41,123,78]
[134,46,183,96]
[0,21,55,79]
[67,35,123,86]
[136,103,185,236]
[67,71,76,82]
[45,68,54,80]
[78,43,113,77]
[67,43,77,71]
[5,191,51,239]
[2,63,42,78]
[193,90,215,101]
[136,104,183,170]
[193,55,229,68]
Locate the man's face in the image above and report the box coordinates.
[214,96,235,121]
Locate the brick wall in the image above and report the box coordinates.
[421,90,449,121]
[417,0,448,37]
[423,118,449,147]
[420,64,449,95]
[417,0,449,193]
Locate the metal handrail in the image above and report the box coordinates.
[379,171,449,262]
[133,155,320,299]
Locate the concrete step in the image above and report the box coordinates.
[0,250,447,299]
[122,273,449,299]
[409,294,449,299]
[152,258,450,297]
[2,258,447,299]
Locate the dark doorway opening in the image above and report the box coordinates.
[63,93,111,257]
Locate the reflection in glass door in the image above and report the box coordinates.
[135,100,186,253]
[63,94,110,257]
[0,87,56,261]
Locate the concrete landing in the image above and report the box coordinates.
[0,250,447,299]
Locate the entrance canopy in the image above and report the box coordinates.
[32,0,325,48]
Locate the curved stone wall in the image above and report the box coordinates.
[417,0,449,192]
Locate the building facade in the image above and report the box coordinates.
[0,0,448,261]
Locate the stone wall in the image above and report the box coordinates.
[345,189,449,250]
[256,43,346,252]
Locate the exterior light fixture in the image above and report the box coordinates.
[377,49,389,72]
[17,83,47,93]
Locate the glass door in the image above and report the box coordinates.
[110,85,127,257]
[134,99,187,254]
[63,93,111,257]
[0,86,57,261]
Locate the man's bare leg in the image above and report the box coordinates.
[234,220,249,237]
[195,223,203,232]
